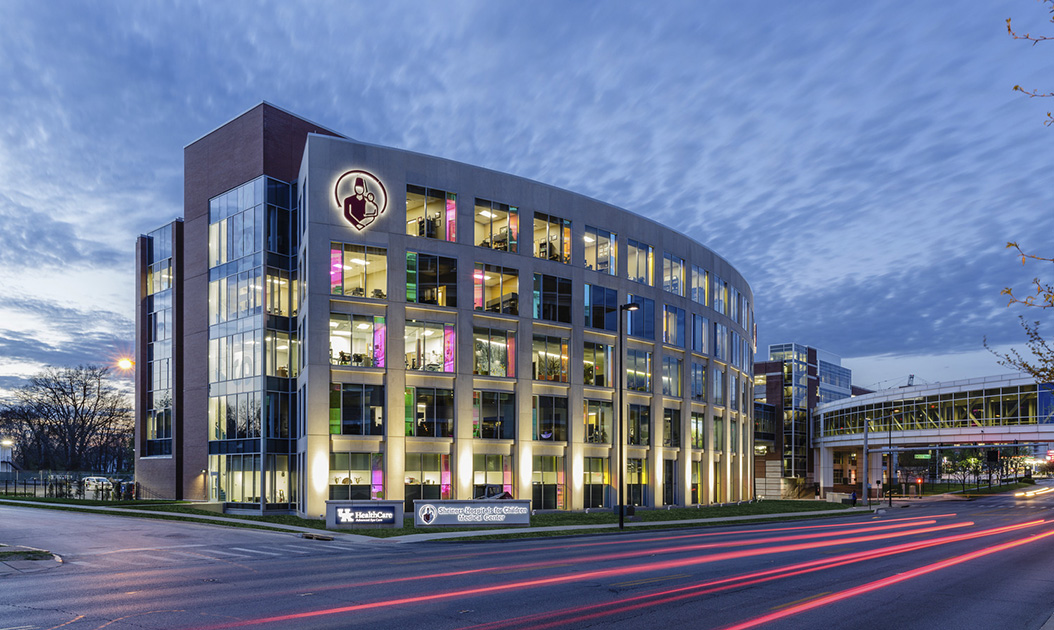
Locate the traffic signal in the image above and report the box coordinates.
[916,478,922,484]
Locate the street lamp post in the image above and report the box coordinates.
[888,415,893,508]
[617,301,639,531]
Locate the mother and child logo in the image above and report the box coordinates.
[334,170,387,230]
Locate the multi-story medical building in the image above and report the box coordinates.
[753,343,853,498]
[134,103,756,517]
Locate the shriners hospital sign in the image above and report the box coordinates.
[334,169,387,230]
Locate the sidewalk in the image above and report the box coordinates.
[1,498,875,544]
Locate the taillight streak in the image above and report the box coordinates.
[194,520,976,629]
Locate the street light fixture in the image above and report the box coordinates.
[617,301,640,531]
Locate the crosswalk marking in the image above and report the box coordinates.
[204,549,251,557]
[229,547,281,556]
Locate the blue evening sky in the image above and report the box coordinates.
[0,1,1051,393]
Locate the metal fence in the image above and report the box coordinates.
[0,478,139,501]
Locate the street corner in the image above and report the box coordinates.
[0,545,62,576]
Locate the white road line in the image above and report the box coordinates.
[230,547,281,556]
[204,549,252,557]
[276,545,315,553]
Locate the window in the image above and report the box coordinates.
[713,277,729,315]
[663,305,686,347]
[533,335,569,382]
[663,408,681,447]
[472,327,516,377]
[533,273,572,323]
[627,458,647,506]
[329,453,383,500]
[583,342,613,387]
[584,226,616,274]
[730,332,741,369]
[584,399,613,444]
[330,313,385,368]
[730,374,740,411]
[690,265,708,306]
[405,321,455,372]
[627,239,653,285]
[330,243,387,299]
[690,412,705,449]
[627,295,655,339]
[691,362,707,402]
[713,414,725,451]
[473,454,513,497]
[405,387,454,437]
[533,212,571,263]
[210,269,263,325]
[584,284,618,331]
[692,314,709,354]
[712,366,726,407]
[264,330,299,378]
[473,264,518,315]
[713,323,729,361]
[406,252,457,307]
[474,198,518,252]
[662,356,682,397]
[404,453,451,503]
[730,288,740,323]
[628,403,650,446]
[265,268,297,317]
[533,395,568,441]
[406,185,456,241]
[584,457,608,508]
[663,253,684,296]
[626,349,652,392]
[328,384,384,436]
[731,420,739,453]
[473,391,516,439]
[532,455,565,509]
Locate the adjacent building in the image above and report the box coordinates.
[753,343,853,498]
[813,373,1054,498]
[134,103,756,517]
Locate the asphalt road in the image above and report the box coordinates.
[2,486,1054,630]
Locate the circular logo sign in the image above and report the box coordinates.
[334,170,387,231]
[418,503,438,525]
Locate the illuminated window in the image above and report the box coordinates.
[690,412,705,449]
[584,226,616,274]
[532,455,565,510]
[663,305,686,347]
[690,265,708,306]
[532,395,568,441]
[473,264,518,315]
[474,198,518,252]
[583,341,613,387]
[406,185,457,242]
[329,313,385,368]
[472,327,515,377]
[628,404,650,446]
[627,458,647,506]
[627,239,653,285]
[533,213,571,263]
[404,321,455,372]
[584,456,608,508]
[328,452,383,500]
[264,330,299,378]
[330,243,387,299]
[626,349,652,392]
[405,454,452,502]
[473,454,512,497]
[584,399,612,444]
[532,334,569,382]
[663,253,684,296]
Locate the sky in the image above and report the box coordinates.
[0,1,1052,394]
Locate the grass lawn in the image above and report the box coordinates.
[1,496,851,539]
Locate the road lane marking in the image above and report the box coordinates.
[610,573,691,587]
[771,592,832,611]
[203,549,252,557]
[230,547,281,556]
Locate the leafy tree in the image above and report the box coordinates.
[947,453,981,493]
[0,365,132,472]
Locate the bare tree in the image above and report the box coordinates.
[1,366,132,472]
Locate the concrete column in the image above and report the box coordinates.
[818,446,835,498]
